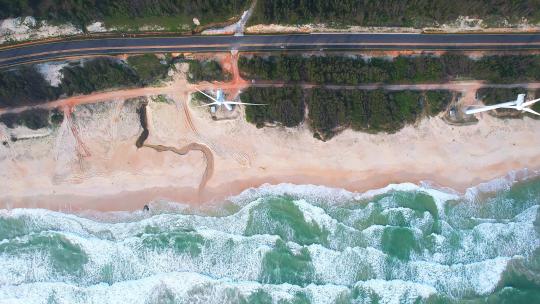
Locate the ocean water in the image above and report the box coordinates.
[0,174,539,304]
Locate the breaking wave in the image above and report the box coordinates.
[1,174,539,303]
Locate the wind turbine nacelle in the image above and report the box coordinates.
[216,90,224,102]
[516,94,526,107]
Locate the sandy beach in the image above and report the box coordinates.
[1,86,540,211]
[1,53,539,211]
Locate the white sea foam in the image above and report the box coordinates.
[305,241,517,297]
[1,174,538,303]
[0,271,353,304]
[463,168,540,202]
[293,199,340,233]
[0,205,291,286]
[0,228,277,287]
[0,271,445,304]
[232,182,459,219]
[381,207,417,226]
[0,241,518,302]
[354,279,437,304]
[308,245,387,285]
[411,211,436,236]
[304,284,350,304]
[403,257,511,297]
[456,216,537,263]
[0,197,265,240]
[231,183,359,205]
[357,182,459,218]
[85,227,278,283]
[0,252,53,286]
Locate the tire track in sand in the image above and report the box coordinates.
[143,143,214,197]
[136,101,214,198]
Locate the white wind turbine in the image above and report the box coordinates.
[465,94,540,116]
[195,89,265,111]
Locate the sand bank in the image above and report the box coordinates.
[1,90,539,212]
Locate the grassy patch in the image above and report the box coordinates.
[187,60,230,83]
[151,95,172,104]
[127,54,170,85]
[426,90,452,116]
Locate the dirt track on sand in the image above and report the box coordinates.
[143,143,214,198]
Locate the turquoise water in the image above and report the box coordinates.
[0,175,539,303]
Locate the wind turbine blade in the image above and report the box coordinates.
[523,107,540,116]
[195,89,220,103]
[225,101,267,105]
[522,98,540,107]
[465,105,504,114]
[466,100,521,114]
[465,108,490,114]
[196,102,219,107]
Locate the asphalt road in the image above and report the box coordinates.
[1,33,540,68]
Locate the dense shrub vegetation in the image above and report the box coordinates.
[426,91,453,116]
[472,55,540,83]
[250,0,540,27]
[241,87,453,139]
[188,60,230,83]
[0,0,249,28]
[239,54,540,85]
[0,66,60,107]
[242,87,304,128]
[1,0,534,29]
[0,108,63,130]
[60,58,140,95]
[306,89,452,138]
[127,54,170,85]
[0,57,171,108]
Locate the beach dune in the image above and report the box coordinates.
[1,95,539,211]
